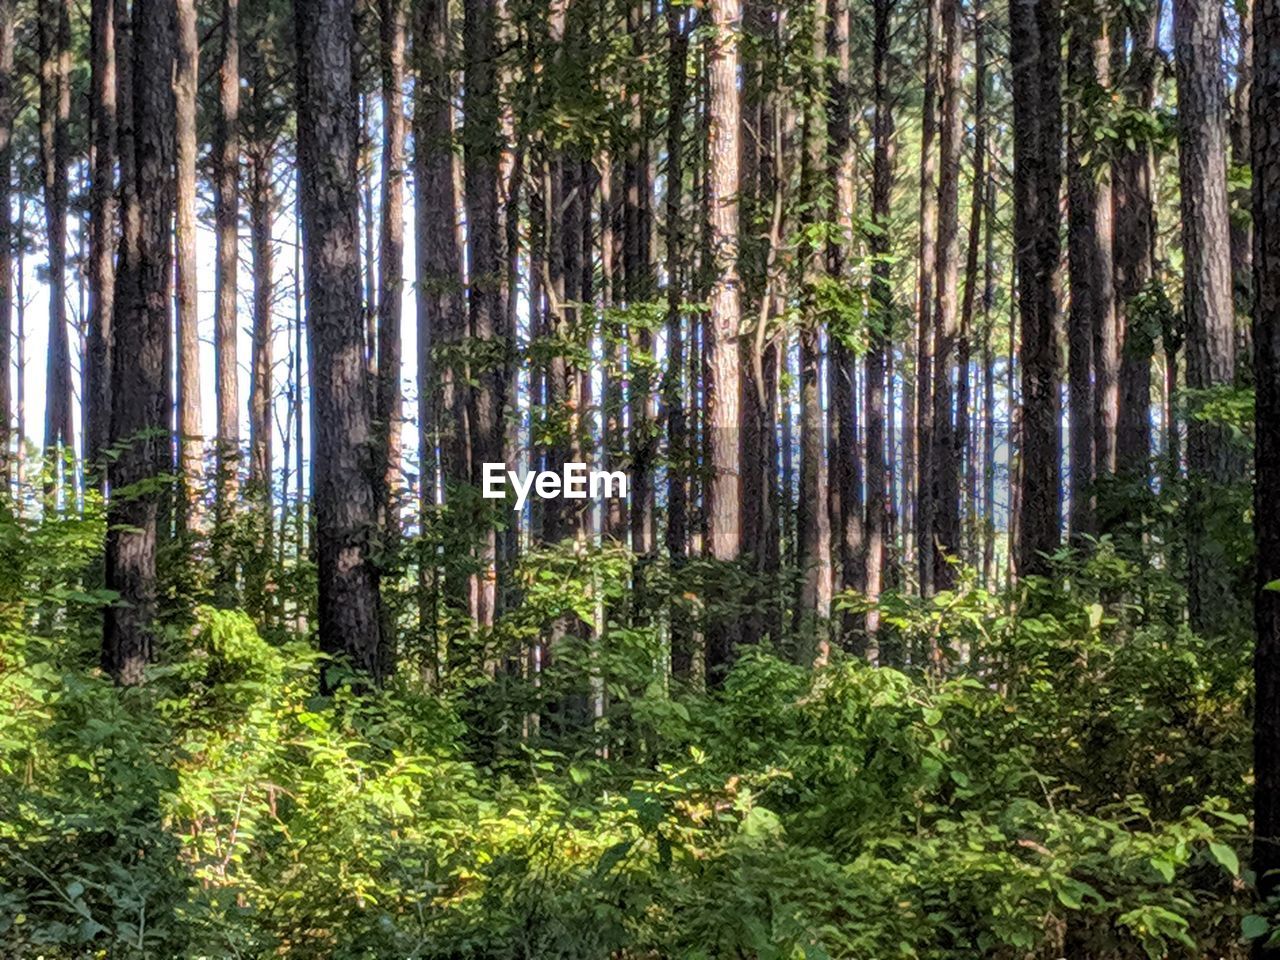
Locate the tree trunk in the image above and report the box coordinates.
[664,3,689,579]
[864,0,895,655]
[38,0,74,491]
[930,0,962,590]
[0,0,12,490]
[1011,0,1063,577]
[215,0,241,591]
[1175,0,1239,631]
[377,0,406,538]
[86,0,116,487]
[247,144,275,616]
[1114,1,1158,477]
[296,0,385,682]
[797,0,831,640]
[415,0,468,647]
[463,0,509,630]
[915,0,939,595]
[102,0,175,684]
[174,0,202,534]
[958,0,986,571]
[827,0,864,639]
[705,0,743,678]
[1231,0,1253,358]
[1066,0,1112,538]
[1251,0,1280,902]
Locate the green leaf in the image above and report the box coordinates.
[1242,915,1269,940]
[1208,841,1240,877]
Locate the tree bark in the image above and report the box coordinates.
[296,0,385,682]
[1011,0,1063,577]
[102,0,175,684]
[0,0,12,490]
[463,0,509,630]
[915,0,940,595]
[1251,0,1280,904]
[1175,0,1239,631]
[246,144,275,616]
[174,0,202,534]
[38,0,74,488]
[415,0,468,641]
[86,0,116,487]
[1114,0,1158,476]
[930,0,962,590]
[215,0,241,585]
[827,0,864,637]
[864,0,895,655]
[377,0,406,537]
[705,0,743,677]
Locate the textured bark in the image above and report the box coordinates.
[827,0,864,637]
[1175,0,1239,631]
[1113,1,1158,474]
[1066,0,1114,537]
[0,0,12,488]
[704,0,743,676]
[215,0,241,568]
[796,0,831,635]
[915,0,940,595]
[463,0,509,628]
[38,0,74,479]
[248,149,274,540]
[174,0,202,533]
[864,0,895,653]
[958,0,986,569]
[1253,0,1280,903]
[1011,0,1063,577]
[102,0,174,684]
[1231,0,1253,343]
[664,4,689,572]
[296,0,385,681]
[930,0,962,589]
[415,0,468,632]
[86,0,116,484]
[377,0,406,536]
[625,0,656,569]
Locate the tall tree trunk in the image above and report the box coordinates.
[663,2,689,592]
[958,0,987,571]
[0,0,12,490]
[1251,0,1280,902]
[1175,0,1239,631]
[705,0,743,678]
[1011,0,1063,578]
[415,0,468,650]
[463,0,508,630]
[796,0,831,640]
[1231,0,1253,362]
[930,0,962,591]
[246,145,274,616]
[377,0,406,540]
[625,0,656,585]
[86,0,116,487]
[297,0,385,683]
[1114,0,1158,477]
[102,0,175,684]
[915,0,940,595]
[174,0,202,534]
[1066,0,1112,539]
[214,0,241,593]
[864,0,895,655]
[828,0,864,639]
[38,0,73,493]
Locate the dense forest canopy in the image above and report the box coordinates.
[1,0,1280,954]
